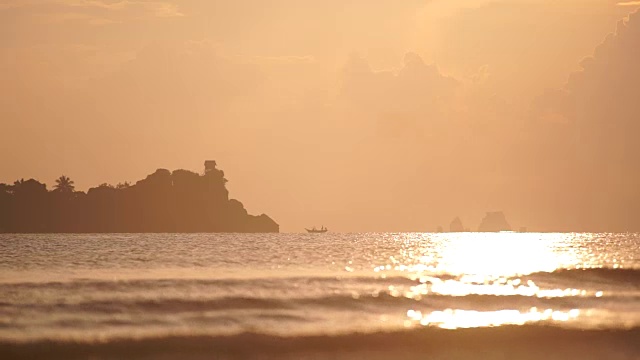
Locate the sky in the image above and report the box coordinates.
[1,0,639,232]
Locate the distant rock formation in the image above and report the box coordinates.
[0,161,279,233]
[478,211,512,232]
[449,217,465,232]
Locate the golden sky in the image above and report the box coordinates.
[1,0,639,232]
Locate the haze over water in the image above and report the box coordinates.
[1,233,639,359]
[3,2,640,233]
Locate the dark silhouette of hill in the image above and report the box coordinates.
[478,211,511,232]
[449,217,465,232]
[0,161,278,233]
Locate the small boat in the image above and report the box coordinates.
[306,226,328,233]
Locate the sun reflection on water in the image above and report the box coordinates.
[429,232,578,276]
[397,278,595,299]
[374,233,592,279]
[373,233,593,296]
[405,308,581,329]
[372,233,609,329]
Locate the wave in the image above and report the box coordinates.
[0,274,420,290]
[3,268,639,316]
[1,326,638,360]
[5,292,636,317]
[3,268,639,299]
[3,267,639,286]
[525,268,640,287]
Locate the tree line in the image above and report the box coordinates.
[0,163,279,233]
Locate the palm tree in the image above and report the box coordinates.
[116,182,131,189]
[54,175,75,193]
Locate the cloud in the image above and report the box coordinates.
[551,9,640,159]
[617,1,640,6]
[339,52,458,122]
[419,0,634,105]
[32,11,119,25]
[528,9,640,230]
[78,1,185,17]
[0,0,184,26]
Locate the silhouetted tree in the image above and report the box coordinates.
[10,179,49,232]
[116,182,131,189]
[54,175,75,193]
[0,183,12,231]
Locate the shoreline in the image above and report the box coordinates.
[2,326,639,360]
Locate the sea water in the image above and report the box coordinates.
[0,233,638,359]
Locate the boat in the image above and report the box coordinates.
[306,226,328,233]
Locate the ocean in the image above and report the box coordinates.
[0,233,638,359]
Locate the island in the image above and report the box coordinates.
[449,216,466,232]
[477,211,512,232]
[0,160,279,233]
